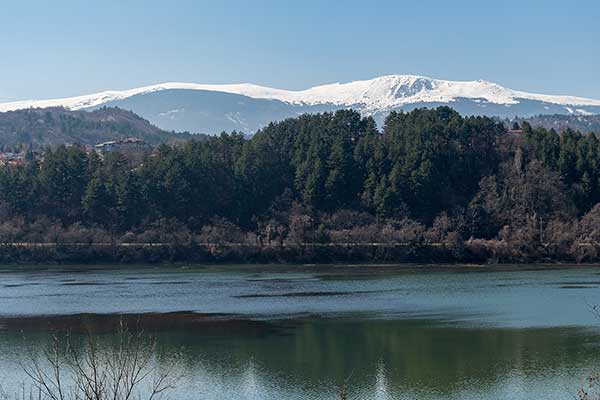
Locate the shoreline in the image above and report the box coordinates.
[1,261,600,273]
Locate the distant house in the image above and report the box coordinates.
[0,152,25,166]
[94,138,147,153]
[506,129,524,136]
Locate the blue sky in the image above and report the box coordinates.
[1,0,599,101]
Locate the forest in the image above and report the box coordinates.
[0,106,599,263]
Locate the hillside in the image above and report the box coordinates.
[0,107,191,149]
[1,107,600,264]
[517,114,600,134]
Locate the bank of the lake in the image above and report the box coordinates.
[0,239,599,265]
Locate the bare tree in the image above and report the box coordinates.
[19,321,177,400]
[579,373,600,400]
[578,305,600,400]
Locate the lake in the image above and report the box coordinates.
[1,264,600,399]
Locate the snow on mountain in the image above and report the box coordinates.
[2,75,600,114]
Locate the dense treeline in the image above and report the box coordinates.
[1,106,600,263]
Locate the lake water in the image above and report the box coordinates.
[1,264,600,399]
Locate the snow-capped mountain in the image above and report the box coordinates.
[2,75,600,133]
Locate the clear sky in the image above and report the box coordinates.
[1,0,599,102]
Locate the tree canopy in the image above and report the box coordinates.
[1,106,600,263]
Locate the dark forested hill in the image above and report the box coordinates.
[0,107,191,149]
[2,106,600,263]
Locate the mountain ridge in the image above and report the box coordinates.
[2,74,600,113]
[2,75,600,134]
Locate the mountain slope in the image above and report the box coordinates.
[517,114,600,134]
[91,89,338,134]
[0,107,190,148]
[2,75,600,134]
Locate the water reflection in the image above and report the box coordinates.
[374,361,392,399]
[1,314,596,399]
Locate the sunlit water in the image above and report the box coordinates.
[1,264,600,399]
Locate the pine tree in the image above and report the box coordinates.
[83,177,113,227]
[325,136,353,208]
